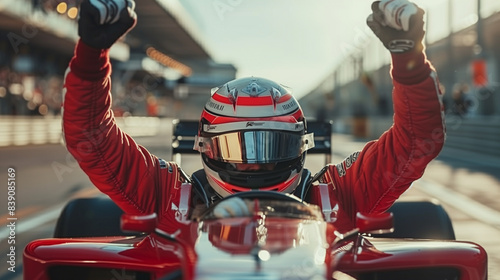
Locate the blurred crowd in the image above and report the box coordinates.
[0,0,74,116]
[0,0,163,118]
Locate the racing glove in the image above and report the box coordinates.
[78,0,137,49]
[213,197,251,218]
[366,0,425,53]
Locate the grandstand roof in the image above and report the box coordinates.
[0,0,211,62]
[131,0,211,60]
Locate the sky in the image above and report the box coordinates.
[179,0,498,98]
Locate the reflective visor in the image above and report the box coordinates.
[194,131,315,163]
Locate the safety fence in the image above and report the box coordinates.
[439,116,500,166]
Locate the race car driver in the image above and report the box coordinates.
[63,0,445,233]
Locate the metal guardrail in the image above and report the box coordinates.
[0,117,62,147]
[439,116,500,166]
[0,116,161,147]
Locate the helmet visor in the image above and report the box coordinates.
[194,131,315,164]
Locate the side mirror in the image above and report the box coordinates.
[121,213,157,233]
[356,212,394,234]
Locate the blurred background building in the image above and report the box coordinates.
[0,0,236,119]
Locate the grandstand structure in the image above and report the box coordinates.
[0,0,236,118]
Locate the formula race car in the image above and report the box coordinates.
[24,191,487,279]
[23,120,488,279]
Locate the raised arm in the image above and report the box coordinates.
[62,0,159,214]
[322,0,445,224]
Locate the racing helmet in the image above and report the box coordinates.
[194,77,315,197]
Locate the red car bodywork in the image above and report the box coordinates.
[24,199,487,280]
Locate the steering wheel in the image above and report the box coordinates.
[198,191,307,220]
[226,190,304,203]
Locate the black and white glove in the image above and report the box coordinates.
[367,0,425,53]
[78,0,137,49]
[213,197,251,218]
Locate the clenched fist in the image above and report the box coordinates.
[78,0,137,49]
[367,0,425,53]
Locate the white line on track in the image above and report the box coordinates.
[418,179,500,227]
[0,203,65,242]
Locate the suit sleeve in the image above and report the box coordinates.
[323,50,446,221]
[62,40,159,214]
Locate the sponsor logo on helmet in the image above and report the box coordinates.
[242,82,266,96]
[246,121,265,127]
[205,125,217,131]
[281,100,297,111]
[207,101,225,111]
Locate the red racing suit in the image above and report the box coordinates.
[63,40,445,234]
